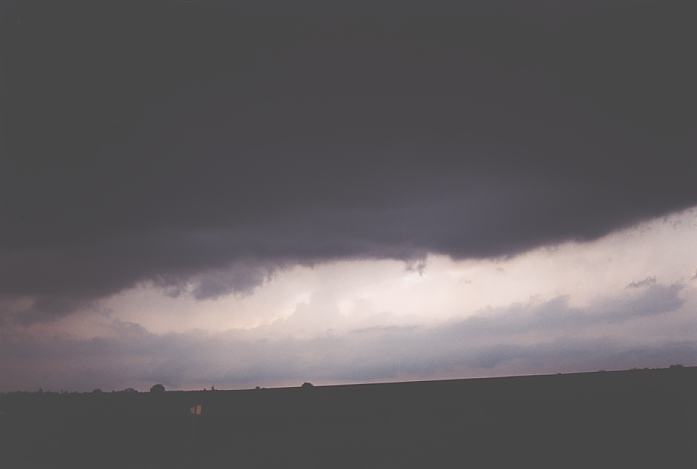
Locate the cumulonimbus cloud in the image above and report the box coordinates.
[2,1,696,319]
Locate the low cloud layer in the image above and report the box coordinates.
[2,1,697,319]
[2,276,694,391]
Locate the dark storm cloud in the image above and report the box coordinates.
[2,0,697,318]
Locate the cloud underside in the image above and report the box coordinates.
[1,282,691,391]
[2,1,697,318]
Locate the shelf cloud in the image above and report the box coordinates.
[2,1,696,325]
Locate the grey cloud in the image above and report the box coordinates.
[627,277,657,289]
[439,283,684,340]
[191,266,273,300]
[152,260,280,300]
[2,1,697,318]
[612,284,684,318]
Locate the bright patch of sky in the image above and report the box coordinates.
[32,207,697,340]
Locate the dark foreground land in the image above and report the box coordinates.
[2,367,697,468]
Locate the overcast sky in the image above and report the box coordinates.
[1,0,696,391]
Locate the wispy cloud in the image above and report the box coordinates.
[626,277,657,289]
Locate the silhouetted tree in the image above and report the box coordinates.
[150,384,165,393]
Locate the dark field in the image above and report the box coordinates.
[2,367,696,468]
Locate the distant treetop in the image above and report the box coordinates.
[150,384,166,393]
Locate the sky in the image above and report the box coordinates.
[1,0,696,391]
